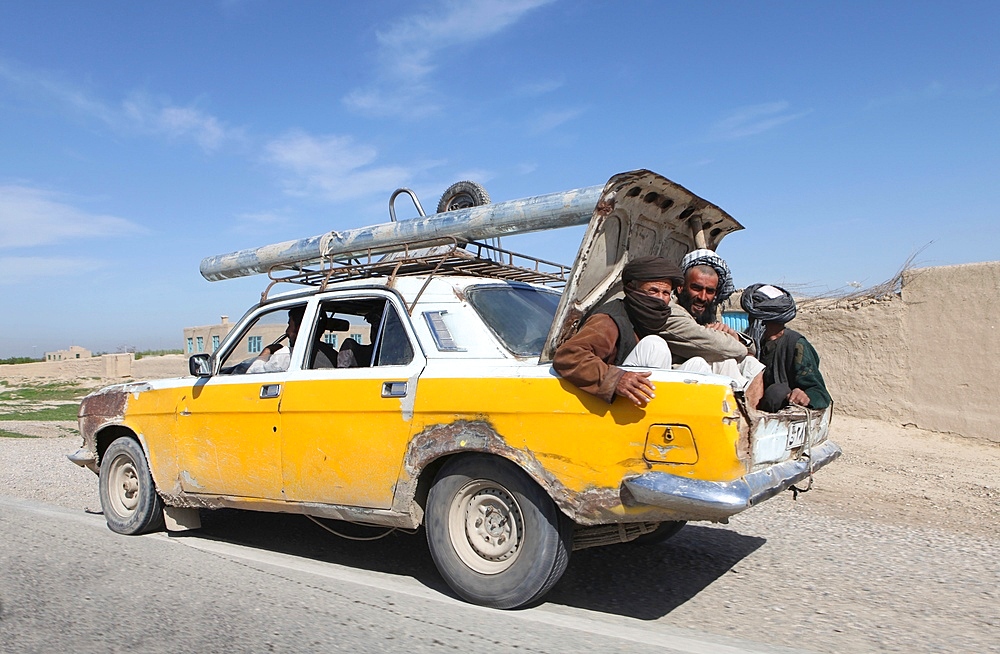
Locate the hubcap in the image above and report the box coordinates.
[107,454,140,518]
[449,480,524,574]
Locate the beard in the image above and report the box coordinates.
[678,291,718,325]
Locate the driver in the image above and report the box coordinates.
[247,306,304,374]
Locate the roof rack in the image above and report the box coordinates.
[259,237,570,305]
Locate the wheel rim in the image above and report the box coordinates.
[444,193,477,211]
[106,453,141,519]
[448,479,524,575]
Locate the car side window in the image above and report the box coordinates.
[307,297,413,370]
[375,305,414,366]
[218,304,306,374]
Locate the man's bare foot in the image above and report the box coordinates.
[745,371,764,410]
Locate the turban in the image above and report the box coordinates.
[680,248,735,303]
[620,256,682,336]
[740,283,797,353]
[622,256,684,286]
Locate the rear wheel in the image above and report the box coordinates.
[436,180,490,213]
[425,456,572,609]
[99,437,164,535]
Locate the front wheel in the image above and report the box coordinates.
[99,437,164,535]
[425,456,572,609]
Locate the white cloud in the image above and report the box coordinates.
[709,102,811,141]
[345,0,553,118]
[0,255,106,285]
[515,78,565,97]
[0,185,143,249]
[264,131,414,202]
[529,108,583,134]
[0,58,241,151]
[122,93,241,151]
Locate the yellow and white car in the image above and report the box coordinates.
[72,170,840,609]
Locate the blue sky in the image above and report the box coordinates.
[1,1,997,358]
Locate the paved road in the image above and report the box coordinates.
[0,497,795,654]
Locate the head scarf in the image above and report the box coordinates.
[740,283,797,353]
[622,256,684,286]
[621,256,682,336]
[680,248,735,303]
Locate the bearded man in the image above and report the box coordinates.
[553,256,684,407]
[660,249,765,406]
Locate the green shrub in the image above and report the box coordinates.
[0,429,37,438]
[0,357,42,365]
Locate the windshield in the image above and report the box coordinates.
[467,285,561,357]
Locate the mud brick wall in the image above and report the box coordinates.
[794,261,1000,443]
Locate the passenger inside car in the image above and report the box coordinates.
[336,304,383,368]
[309,313,349,369]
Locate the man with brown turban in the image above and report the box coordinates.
[554,256,683,407]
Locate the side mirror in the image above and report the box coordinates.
[189,354,212,378]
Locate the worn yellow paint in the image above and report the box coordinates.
[644,424,698,464]
[410,376,746,491]
[279,376,413,509]
[168,380,283,499]
[121,371,744,514]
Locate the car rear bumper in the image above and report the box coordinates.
[623,440,842,521]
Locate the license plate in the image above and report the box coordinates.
[786,423,806,449]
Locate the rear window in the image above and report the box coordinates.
[466,285,561,356]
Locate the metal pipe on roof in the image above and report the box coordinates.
[199,185,604,281]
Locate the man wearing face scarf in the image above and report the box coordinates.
[553,256,683,407]
[741,284,831,412]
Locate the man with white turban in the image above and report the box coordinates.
[660,249,765,406]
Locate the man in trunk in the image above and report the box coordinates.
[741,283,832,412]
[554,257,684,407]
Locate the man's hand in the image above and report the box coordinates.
[705,322,740,340]
[257,342,283,361]
[788,388,810,406]
[616,370,655,407]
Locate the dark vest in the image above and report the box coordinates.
[590,299,638,366]
[762,327,802,389]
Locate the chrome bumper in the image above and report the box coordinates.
[623,440,842,521]
[67,448,99,475]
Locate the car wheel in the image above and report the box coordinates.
[425,455,572,609]
[99,437,164,535]
[436,180,491,213]
[629,520,686,546]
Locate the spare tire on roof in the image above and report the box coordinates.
[437,180,491,213]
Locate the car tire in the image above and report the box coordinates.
[436,181,491,213]
[629,520,686,546]
[99,437,165,535]
[425,455,572,609]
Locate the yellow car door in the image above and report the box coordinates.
[173,303,304,500]
[278,294,425,509]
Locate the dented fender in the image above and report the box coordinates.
[392,419,642,526]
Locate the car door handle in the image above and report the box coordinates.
[260,384,281,399]
[382,381,407,398]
